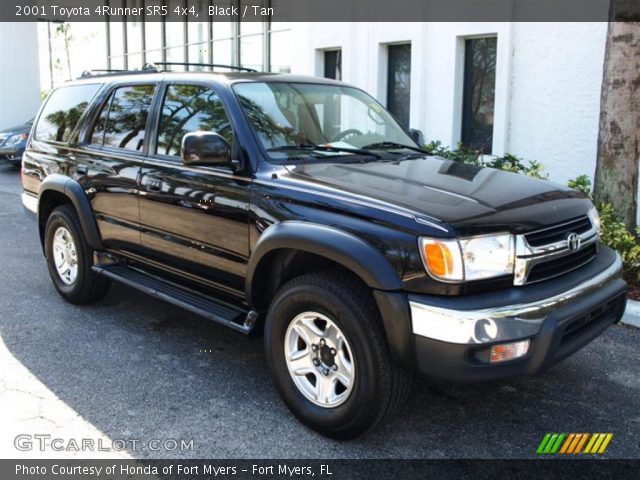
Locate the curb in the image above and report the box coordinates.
[621,298,640,328]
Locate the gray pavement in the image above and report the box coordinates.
[0,164,638,459]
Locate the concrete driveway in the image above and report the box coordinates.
[0,164,638,459]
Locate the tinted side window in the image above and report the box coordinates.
[90,85,155,151]
[35,84,101,143]
[156,85,232,157]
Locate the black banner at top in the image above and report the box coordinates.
[2,0,640,22]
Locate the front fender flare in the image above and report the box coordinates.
[245,221,403,304]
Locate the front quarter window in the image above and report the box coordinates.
[232,82,415,160]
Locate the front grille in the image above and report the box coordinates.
[525,216,592,247]
[559,295,623,347]
[526,244,597,284]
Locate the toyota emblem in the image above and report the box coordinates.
[567,232,581,252]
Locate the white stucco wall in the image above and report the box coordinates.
[0,22,41,130]
[508,22,607,184]
[290,22,614,190]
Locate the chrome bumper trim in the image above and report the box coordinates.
[21,192,37,214]
[410,252,623,345]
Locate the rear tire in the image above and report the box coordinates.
[264,270,412,439]
[44,204,111,304]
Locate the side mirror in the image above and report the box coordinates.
[181,132,232,167]
[409,128,425,147]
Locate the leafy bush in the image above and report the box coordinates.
[598,203,640,280]
[567,174,592,195]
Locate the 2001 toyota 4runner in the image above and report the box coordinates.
[21,66,627,439]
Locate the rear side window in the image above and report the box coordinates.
[35,84,101,143]
[90,85,155,151]
[156,84,233,157]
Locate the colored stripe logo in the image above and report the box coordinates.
[537,433,613,454]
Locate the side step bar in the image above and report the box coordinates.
[92,263,257,334]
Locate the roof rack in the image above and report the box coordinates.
[79,64,159,79]
[78,62,258,79]
[151,62,258,72]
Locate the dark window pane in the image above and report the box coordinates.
[99,85,155,151]
[324,50,341,80]
[157,85,232,157]
[35,84,101,143]
[387,44,411,129]
[462,37,497,154]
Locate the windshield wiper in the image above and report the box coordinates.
[267,144,381,159]
[361,141,429,155]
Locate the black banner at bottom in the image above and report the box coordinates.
[3,459,639,480]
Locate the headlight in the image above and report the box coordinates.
[419,233,515,282]
[6,133,27,146]
[588,205,601,234]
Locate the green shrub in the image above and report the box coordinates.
[567,174,592,196]
[597,203,640,281]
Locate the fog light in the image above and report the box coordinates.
[490,339,530,363]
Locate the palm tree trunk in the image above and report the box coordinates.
[594,10,640,230]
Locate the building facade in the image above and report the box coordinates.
[25,18,639,217]
[0,23,41,130]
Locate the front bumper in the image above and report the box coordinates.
[0,146,24,162]
[408,245,626,381]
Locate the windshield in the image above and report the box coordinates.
[232,82,416,161]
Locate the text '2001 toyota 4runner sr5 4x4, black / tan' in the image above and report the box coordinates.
[21,64,627,439]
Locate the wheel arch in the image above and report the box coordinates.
[246,221,403,309]
[38,174,104,253]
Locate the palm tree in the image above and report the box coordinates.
[594,3,639,230]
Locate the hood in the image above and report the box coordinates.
[283,156,592,235]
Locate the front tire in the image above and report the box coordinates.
[264,271,412,439]
[44,204,111,304]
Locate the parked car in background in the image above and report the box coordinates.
[0,119,33,165]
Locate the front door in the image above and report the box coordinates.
[138,83,251,298]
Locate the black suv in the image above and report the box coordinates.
[21,66,627,439]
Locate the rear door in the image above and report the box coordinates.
[137,81,252,298]
[77,82,158,252]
